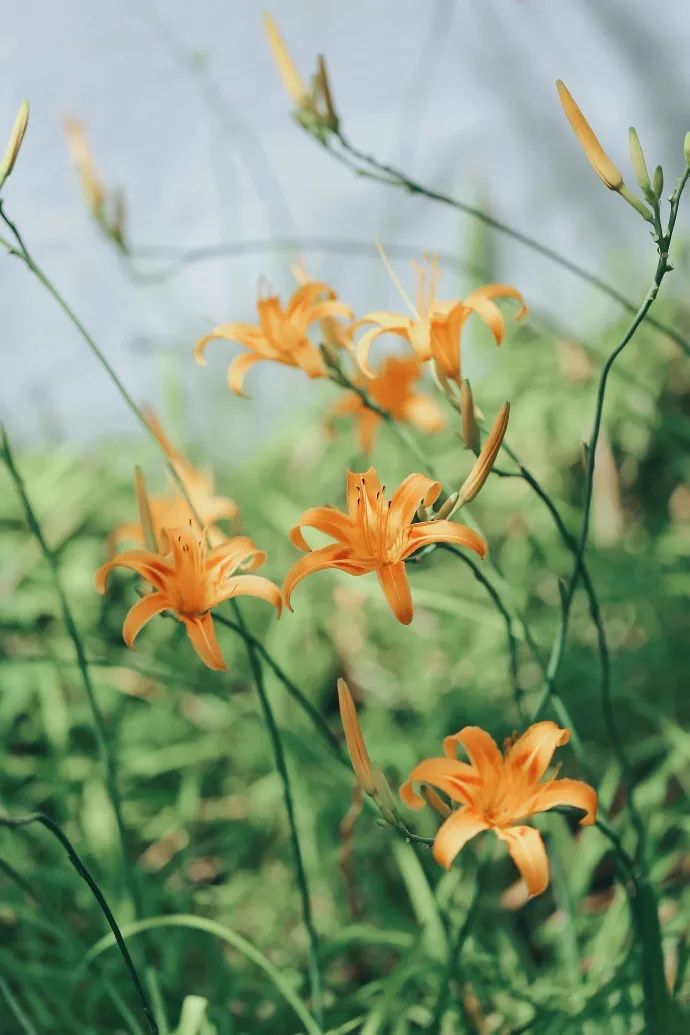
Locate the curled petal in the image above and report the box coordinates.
[495,825,549,897]
[464,285,526,344]
[377,561,413,624]
[95,549,172,594]
[227,352,263,395]
[527,777,597,826]
[433,808,488,870]
[306,300,353,325]
[121,592,170,648]
[288,281,337,311]
[389,473,442,533]
[282,543,371,610]
[193,323,258,365]
[443,726,503,780]
[400,756,478,810]
[506,722,569,782]
[182,613,226,671]
[208,535,266,574]
[289,507,356,552]
[217,574,283,615]
[403,519,487,560]
[356,319,411,378]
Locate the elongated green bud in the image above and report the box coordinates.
[0,101,29,189]
[684,132,690,165]
[652,165,663,199]
[460,379,480,453]
[628,128,651,197]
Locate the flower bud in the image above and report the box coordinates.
[0,101,29,189]
[456,402,510,507]
[460,379,480,453]
[556,80,624,191]
[316,55,339,131]
[262,13,309,108]
[337,678,377,796]
[684,132,690,166]
[653,165,664,199]
[371,767,397,825]
[628,127,652,199]
[134,466,158,552]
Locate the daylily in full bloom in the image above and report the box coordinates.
[108,410,237,552]
[283,468,487,624]
[356,255,526,383]
[330,355,444,453]
[96,528,282,671]
[401,722,597,897]
[194,280,353,395]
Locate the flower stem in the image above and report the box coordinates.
[0,811,157,1035]
[227,600,324,1030]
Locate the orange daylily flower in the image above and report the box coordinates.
[96,528,282,671]
[194,280,353,395]
[330,355,444,453]
[108,410,237,552]
[401,722,597,897]
[283,468,487,624]
[357,256,526,384]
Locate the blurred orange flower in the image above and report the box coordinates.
[283,467,486,624]
[401,722,597,897]
[194,280,352,395]
[357,256,525,383]
[108,410,237,552]
[96,529,282,671]
[330,355,444,453]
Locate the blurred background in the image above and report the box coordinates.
[4,0,690,449]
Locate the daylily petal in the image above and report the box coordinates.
[121,592,170,648]
[443,726,503,779]
[287,280,337,312]
[95,550,172,594]
[306,299,353,325]
[403,520,487,560]
[388,473,442,533]
[402,393,444,434]
[433,808,489,870]
[182,613,226,671]
[194,323,260,364]
[400,756,478,810]
[208,535,266,574]
[356,321,411,378]
[282,543,371,610]
[227,352,263,395]
[506,722,570,782]
[356,410,380,454]
[377,561,414,624]
[216,574,283,615]
[495,825,549,897]
[345,467,384,519]
[527,777,597,826]
[464,285,526,344]
[289,507,357,552]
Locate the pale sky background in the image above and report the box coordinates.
[3,0,690,452]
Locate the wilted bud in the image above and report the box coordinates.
[556,80,624,191]
[337,678,377,796]
[460,379,480,453]
[0,101,29,189]
[262,14,309,107]
[653,165,664,199]
[420,784,451,818]
[628,127,652,198]
[316,55,339,131]
[134,466,158,552]
[456,402,510,508]
[685,132,690,166]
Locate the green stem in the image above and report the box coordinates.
[227,600,324,1029]
[1,427,144,924]
[325,129,690,357]
[0,812,157,1035]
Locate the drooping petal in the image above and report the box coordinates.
[356,317,412,377]
[182,613,226,671]
[193,323,260,365]
[216,574,283,615]
[388,473,442,534]
[400,756,478,810]
[432,808,489,869]
[306,299,353,325]
[403,519,487,560]
[282,543,371,610]
[443,727,503,781]
[526,778,597,826]
[95,550,173,594]
[495,825,549,897]
[377,561,414,624]
[287,280,337,312]
[463,285,526,344]
[289,507,357,552]
[121,592,170,648]
[227,352,263,395]
[506,722,570,783]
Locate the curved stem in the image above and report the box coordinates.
[227,600,324,1029]
[0,812,157,1035]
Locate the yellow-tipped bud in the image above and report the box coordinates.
[262,13,309,108]
[337,678,377,796]
[0,101,30,188]
[456,402,510,507]
[134,466,158,553]
[460,379,480,453]
[628,127,651,196]
[420,784,451,818]
[63,116,105,214]
[556,80,624,191]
